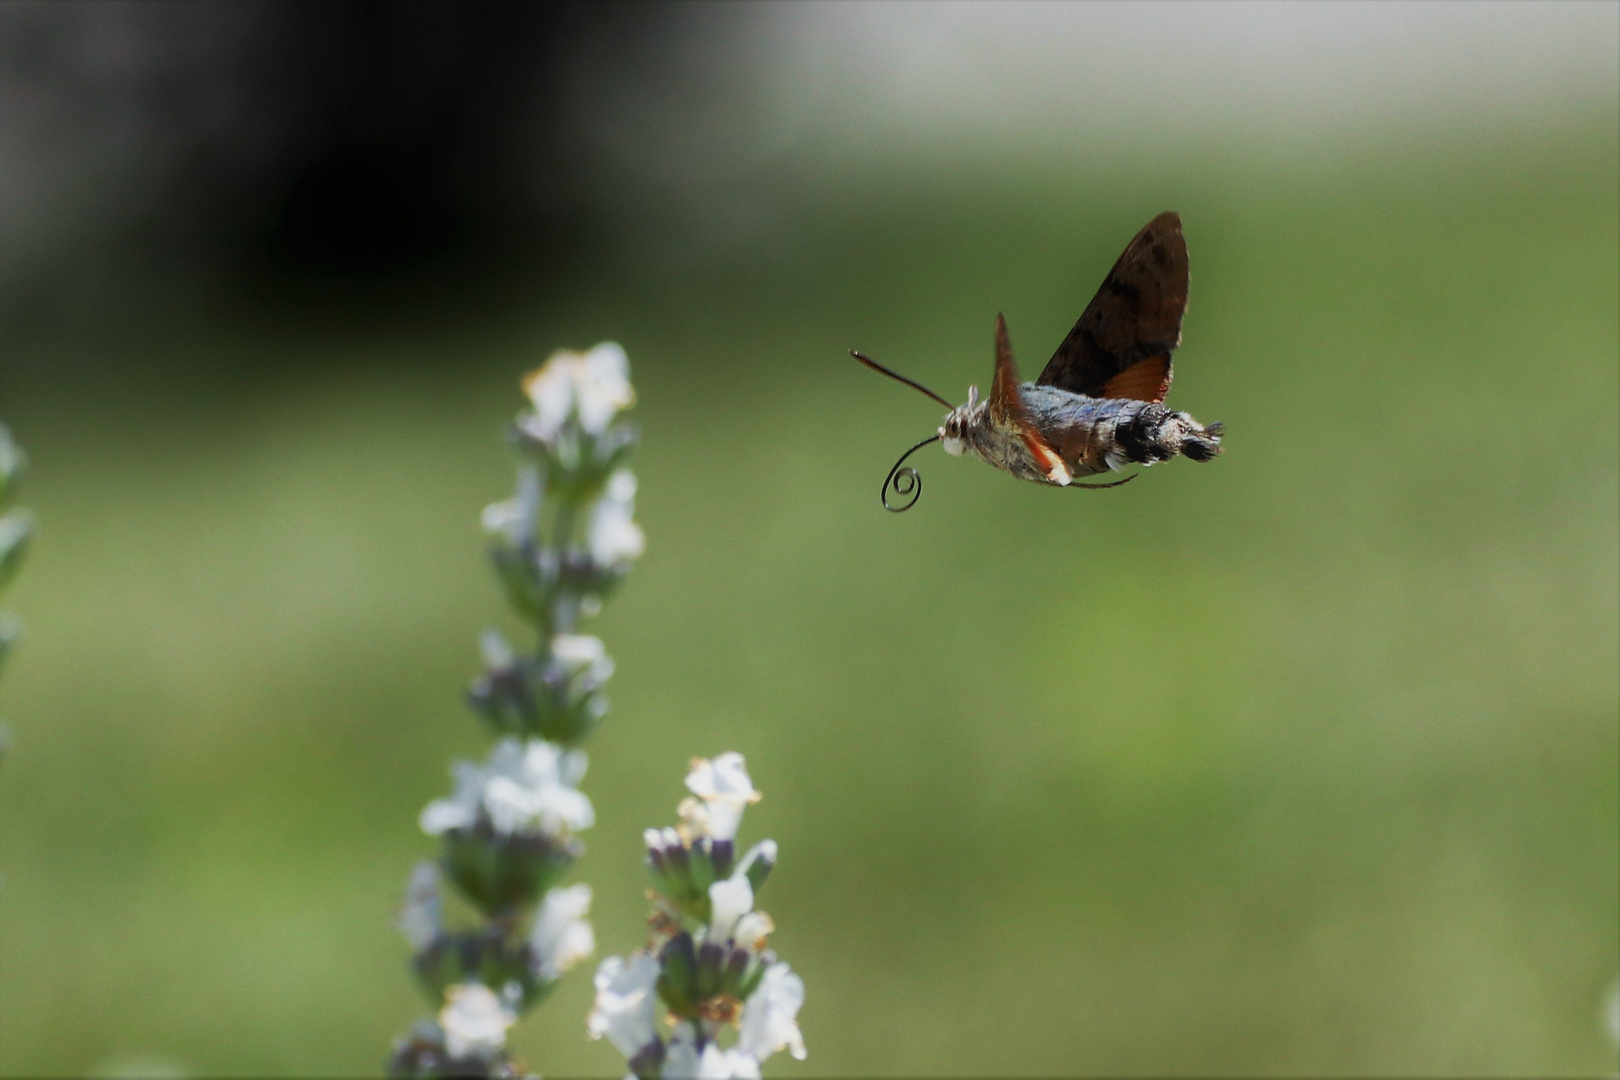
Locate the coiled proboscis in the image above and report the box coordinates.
[880,435,940,512]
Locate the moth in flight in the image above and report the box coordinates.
[854,212,1223,511]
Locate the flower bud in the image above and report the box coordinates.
[657,931,699,1015]
[439,823,580,917]
[738,840,777,896]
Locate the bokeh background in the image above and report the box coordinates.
[1,2,1616,1075]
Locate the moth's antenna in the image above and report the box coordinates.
[881,434,941,512]
[851,350,953,410]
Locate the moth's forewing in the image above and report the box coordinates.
[1036,211,1187,403]
[988,312,1024,427]
[990,313,1071,484]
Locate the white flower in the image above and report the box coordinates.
[737,962,806,1064]
[420,738,594,838]
[663,1036,761,1080]
[645,825,681,854]
[481,467,542,544]
[479,628,515,670]
[530,883,594,981]
[398,861,443,951]
[731,910,775,951]
[586,468,646,566]
[684,752,762,841]
[481,498,523,542]
[439,982,516,1060]
[552,633,614,689]
[522,342,634,439]
[588,953,662,1060]
[708,874,754,942]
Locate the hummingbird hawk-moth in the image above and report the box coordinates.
[853,211,1223,511]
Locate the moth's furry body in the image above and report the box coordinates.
[941,384,1222,483]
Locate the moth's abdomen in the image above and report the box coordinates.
[1019,385,1222,477]
[1112,406,1223,468]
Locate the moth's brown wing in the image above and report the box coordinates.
[991,313,1072,484]
[989,312,1024,426]
[1036,211,1187,402]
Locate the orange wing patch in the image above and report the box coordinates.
[1099,354,1172,403]
[1022,429,1072,486]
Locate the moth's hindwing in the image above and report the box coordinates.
[1099,354,1172,403]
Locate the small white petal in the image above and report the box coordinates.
[419,759,486,835]
[521,357,576,439]
[677,796,713,839]
[685,752,761,807]
[575,342,635,434]
[663,1029,760,1080]
[559,747,590,789]
[439,982,516,1060]
[661,1034,701,1080]
[552,633,606,667]
[419,796,476,836]
[731,911,775,952]
[530,883,594,981]
[479,628,515,669]
[708,875,754,942]
[588,953,662,1060]
[480,498,524,542]
[586,468,646,566]
[704,801,746,842]
[717,1050,762,1080]
[737,962,806,1064]
[398,862,443,951]
[482,774,541,835]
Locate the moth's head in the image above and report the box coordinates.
[938,386,980,456]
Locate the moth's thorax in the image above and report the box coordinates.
[939,386,1049,479]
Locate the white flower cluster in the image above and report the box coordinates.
[391,348,642,1078]
[420,737,594,839]
[398,865,595,989]
[590,957,806,1080]
[521,342,635,441]
[590,753,806,1080]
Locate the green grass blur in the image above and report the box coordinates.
[1,111,1616,1077]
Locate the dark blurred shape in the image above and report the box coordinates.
[0,0,681,326]
[255,1,569,278]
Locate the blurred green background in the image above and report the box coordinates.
[1,3,1616,1077]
